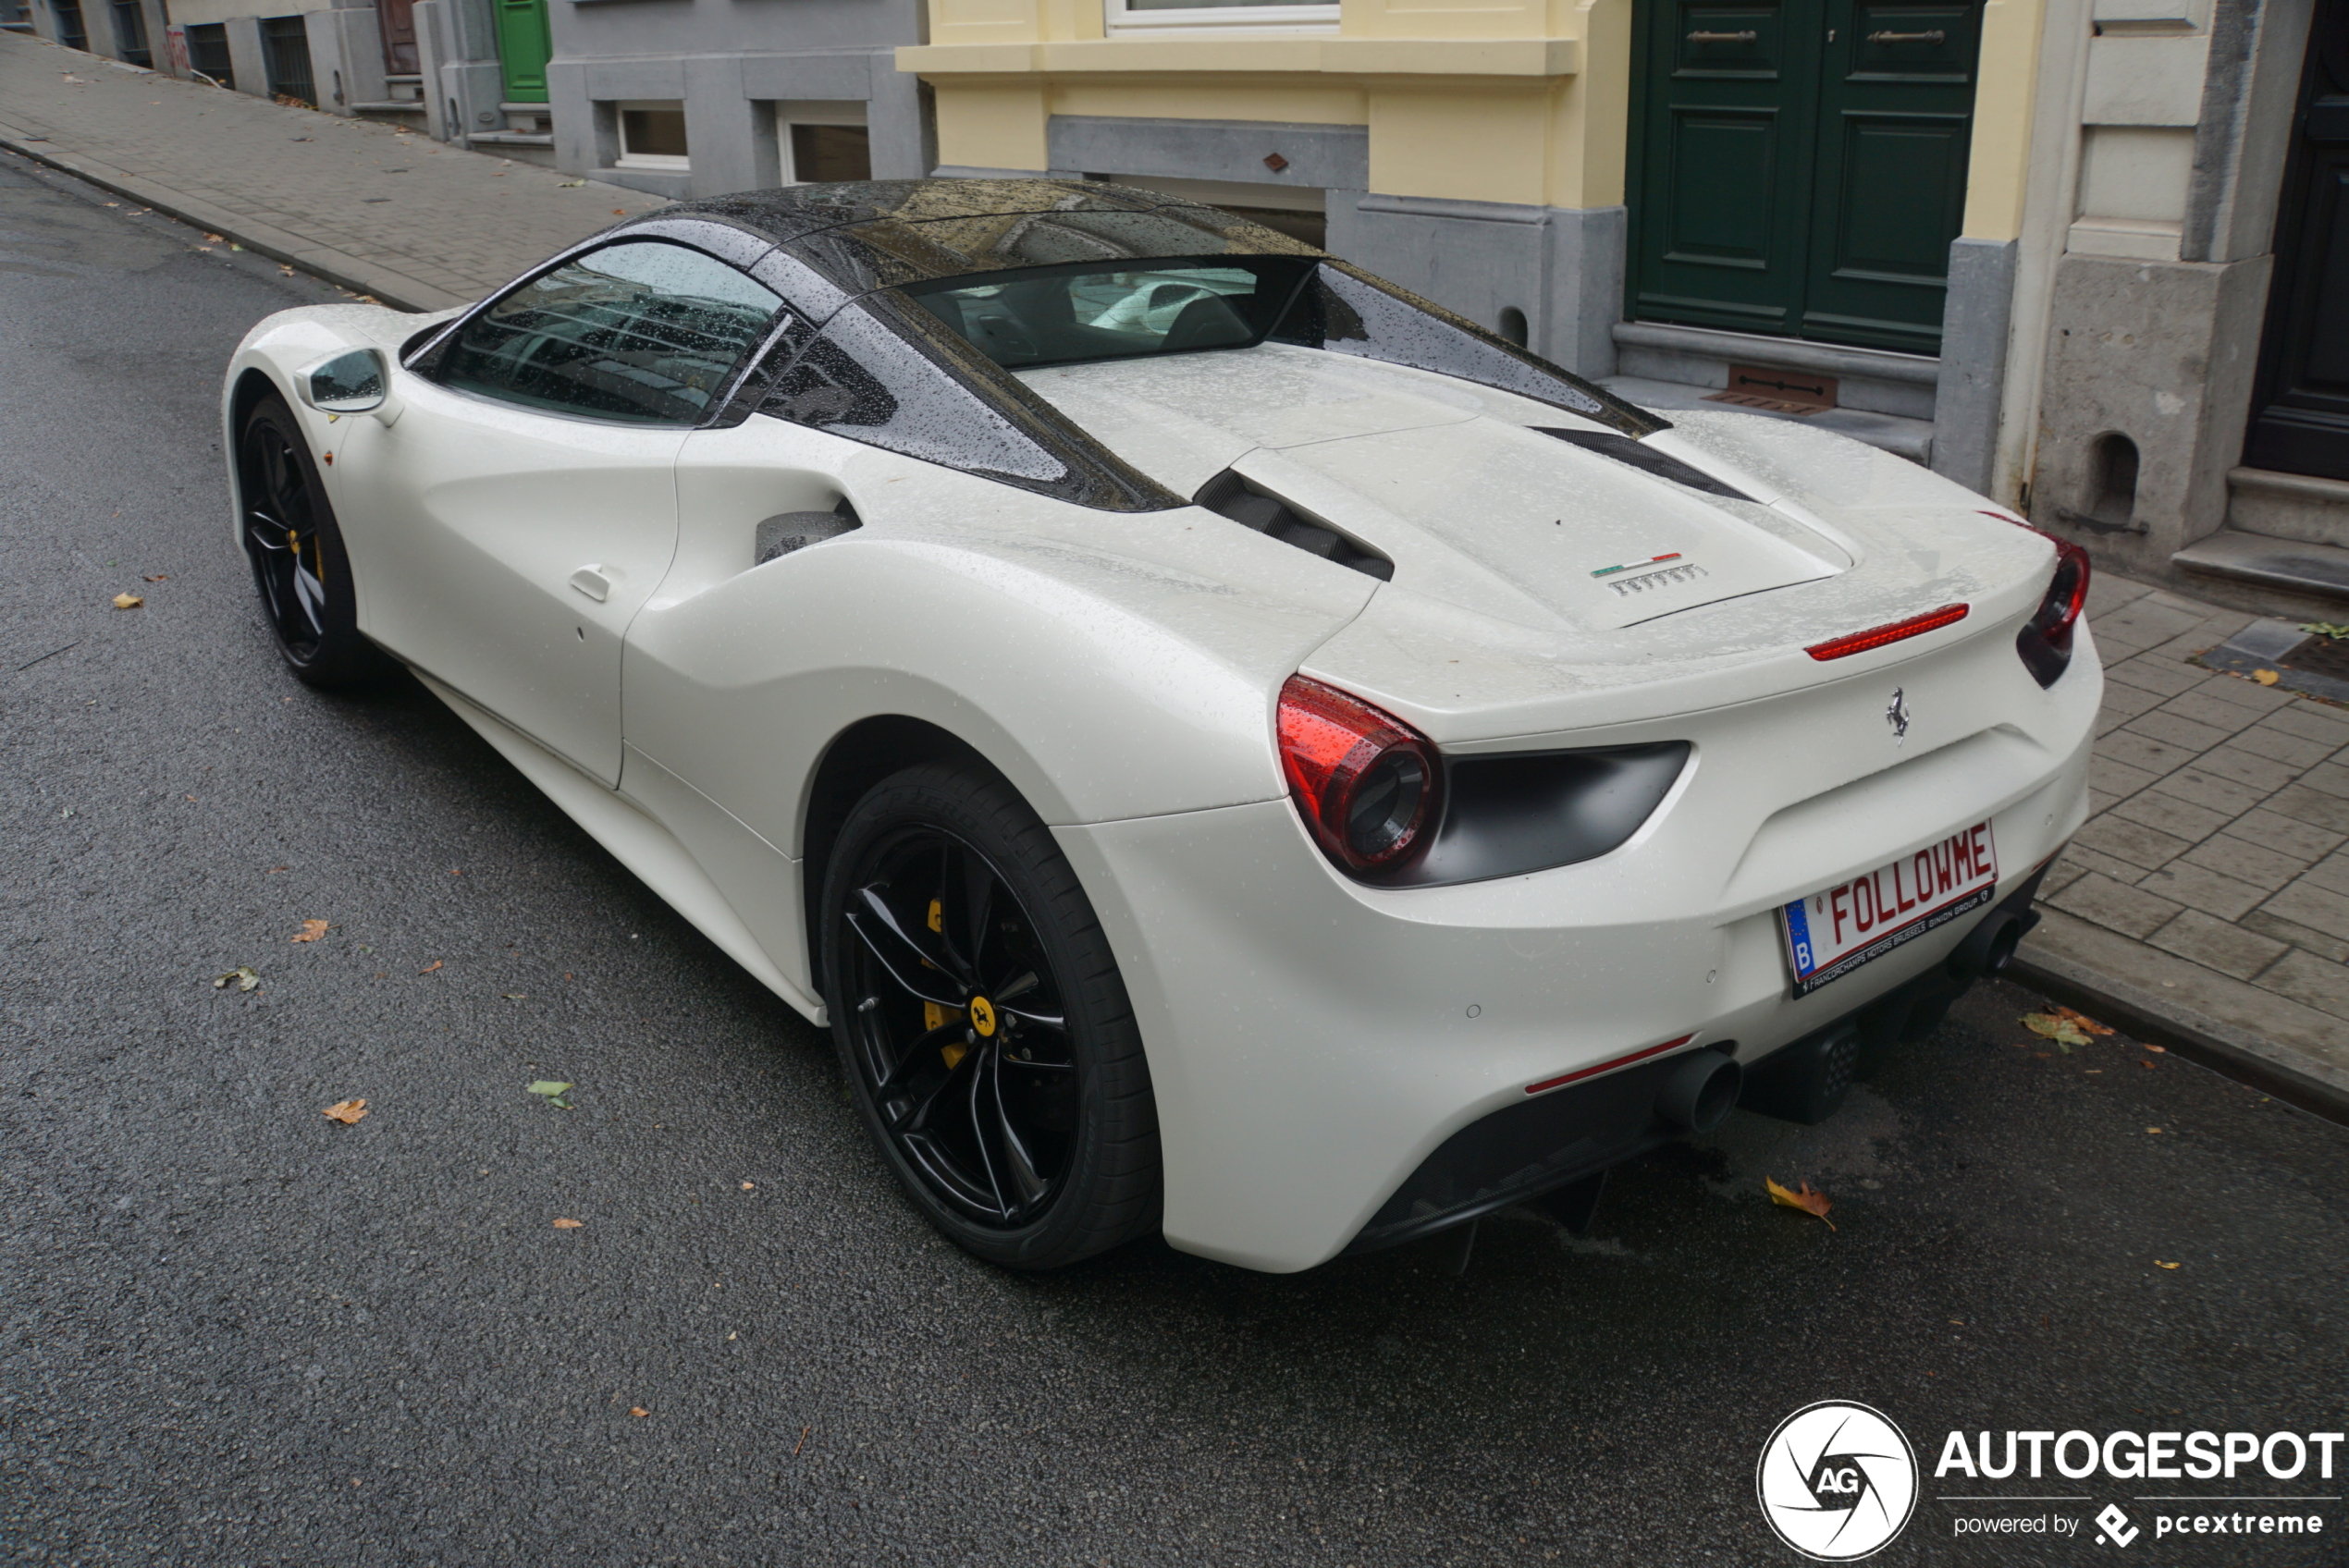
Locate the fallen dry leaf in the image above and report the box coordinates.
[2144,1043,2166,1053]
[112,593,143,610]
[2023,1012,2091,1051]
[2140,1059,2158,1069]
[203,232,224,242]
[740,1182,756,1191]
[2155,1259,2181,1269]
[323,1098,368,1124]
[213,966,261,992]
[2147,1126,2164,1134]
[2253,669,2281,685]
[2050,1005,2114,1036]
[1766,1176,1837,1231]
[553,1218,584,1230]
[630,1406,649,1417]
[612,208,625,215]
[290,919,329,943]
[419,960,443,974]
[142,573,169,582]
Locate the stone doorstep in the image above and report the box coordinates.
[2173,528,2349,606]
[2014,909,2349,1127]
[2225,465,2349,550]
[1611,319,1940,421]
[1599,374,1934,465]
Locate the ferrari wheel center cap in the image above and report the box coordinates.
[969,996,998,1036]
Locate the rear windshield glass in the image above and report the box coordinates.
[900,256,1314,370]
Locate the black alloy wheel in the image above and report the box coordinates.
[237,395,391,687]
[823,762,1160,1269]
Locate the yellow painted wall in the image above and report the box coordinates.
[1962,0,2046,241]
[916,0,2038,225]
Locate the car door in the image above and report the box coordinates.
[347,239,784,785]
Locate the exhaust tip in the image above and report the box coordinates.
[1654,1048,1740,1133]
[1949,909,2035,980]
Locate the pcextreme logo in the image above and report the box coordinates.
[1756,1401,1921,1561]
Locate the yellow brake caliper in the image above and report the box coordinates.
[926,898,967,1068]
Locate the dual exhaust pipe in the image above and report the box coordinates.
[1647,901,2038,1135]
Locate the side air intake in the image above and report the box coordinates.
[1194,470,1394,582]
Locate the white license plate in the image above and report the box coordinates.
[1779,822,1999,997]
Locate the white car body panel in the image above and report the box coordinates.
[331,378,687,785]
[222,253,2098,1273]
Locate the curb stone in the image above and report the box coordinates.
[0,125,461,310]
[2010,948,2349,1128]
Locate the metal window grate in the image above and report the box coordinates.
[186,20,232,86]
[108,0,148,66]
[261,15,314,104]
[51,0,87,50]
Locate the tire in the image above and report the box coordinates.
[236,393,395,688]
[820,760,1161,1269]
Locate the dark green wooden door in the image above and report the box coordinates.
[494,0,550,104]
[1630,0,1982,355]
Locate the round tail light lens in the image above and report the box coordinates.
[1277,676,1442,873]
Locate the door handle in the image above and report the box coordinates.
[569,565,613,603]
[1867,28,1946,42]
[1688,29,1759,41]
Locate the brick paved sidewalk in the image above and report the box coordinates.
[2022,575,2349,1112]
[0,31,666,310]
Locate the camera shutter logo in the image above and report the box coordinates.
[1756,1401,1919,1560]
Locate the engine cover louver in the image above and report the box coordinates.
[1194,470,1395,582]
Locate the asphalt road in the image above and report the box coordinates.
[3,148,2345,1567]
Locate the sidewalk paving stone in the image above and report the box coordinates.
[0,31,667,310]
[2021,575,2349,1121]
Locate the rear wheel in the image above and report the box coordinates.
[237,394,392,687]
[821,761,1160,1269]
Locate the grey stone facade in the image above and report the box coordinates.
[543,0,930,199]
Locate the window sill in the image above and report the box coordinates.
[897,36,1580,76]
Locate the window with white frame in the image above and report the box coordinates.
[616,102,690,170]
[775,101,872,183]
[1104,0,1336,32]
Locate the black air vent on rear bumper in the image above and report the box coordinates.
[1194,471,1394,581]
[1535,428,1756,502]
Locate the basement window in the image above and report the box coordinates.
[776,101,871,184]
[617,102,690,170]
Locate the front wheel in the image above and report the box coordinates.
[237,393,393,687]
[821,761,1161,1269]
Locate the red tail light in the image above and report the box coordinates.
[2000,520,2092,688]
[1277,676,1440,874]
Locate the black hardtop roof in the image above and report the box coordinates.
[646,178,1322,292]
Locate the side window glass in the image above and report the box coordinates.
[757,300,1076,489]
[438,241,783,425]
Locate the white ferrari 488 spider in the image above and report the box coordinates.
[223,179,2097,1273]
